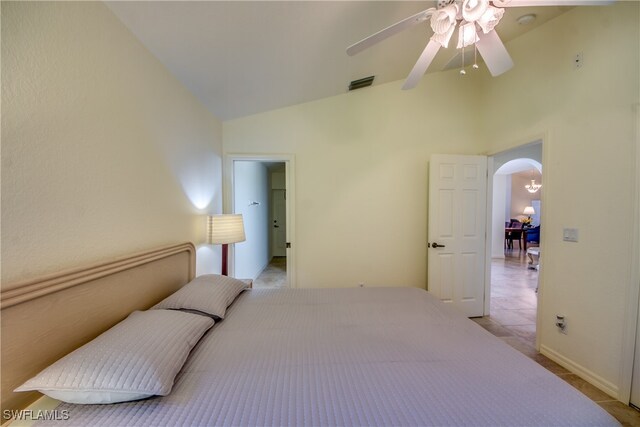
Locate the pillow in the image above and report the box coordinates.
[152,274,248,320]
[15,310,214,404]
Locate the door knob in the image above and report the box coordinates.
[430,242,445,248]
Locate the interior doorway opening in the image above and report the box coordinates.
[233,161,287,288]
[488,141,543,348]
[257,164,288,288]
[226,155,295,288]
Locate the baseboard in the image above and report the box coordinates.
[251,259,271,281]
[540,344,620,399]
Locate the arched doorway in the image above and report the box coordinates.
[487,144,543,348]
[492,158,542,257]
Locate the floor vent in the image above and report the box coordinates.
[349,76,375,91]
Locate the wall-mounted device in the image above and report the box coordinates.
[563,228,579,242]
[556,315,567,334]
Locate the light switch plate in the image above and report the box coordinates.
[563,228,579,242]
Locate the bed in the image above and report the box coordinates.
[1,243,619,426]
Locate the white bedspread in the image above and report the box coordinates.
[40,288,619,426]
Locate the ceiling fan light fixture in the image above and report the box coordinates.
[462,0,489,22]
[456,22,479,49]
[432,24,457,48]
[478,6,505,33]
[431,4,458,48]
[347,0,613,90]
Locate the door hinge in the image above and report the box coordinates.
[286,242,291,248]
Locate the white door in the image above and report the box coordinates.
[428,154,488,317]
[272,189,287,257]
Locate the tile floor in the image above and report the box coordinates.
[474,249,640,426]
[253,256,287,288]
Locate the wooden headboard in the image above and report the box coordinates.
[0,242,196,414]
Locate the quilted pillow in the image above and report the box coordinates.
[153,274,248,320]
[15,310,214,404]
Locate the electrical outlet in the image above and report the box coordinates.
[563,228,579,242]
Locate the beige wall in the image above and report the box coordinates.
[224,70,483,288]
[481,3,639,398]
[1,2,223,284]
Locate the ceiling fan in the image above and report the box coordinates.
[347,0,614,90]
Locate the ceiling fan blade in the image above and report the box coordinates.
[402,39,441,90]
[496,0,614,6]
[475,30,514,77]
[346,9,431,56]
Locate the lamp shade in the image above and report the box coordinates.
[523,206,535,216]
[207,214,246,244]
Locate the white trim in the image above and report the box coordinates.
[621,102,640,404]
[541,344,619,399]
[223,153,296,288]
[536,130,550,352]
[284,158,296,288]
[484,156,494,316]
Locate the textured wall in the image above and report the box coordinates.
[1,2,223,284]
[481,2,639,398]
[224,70,483,289]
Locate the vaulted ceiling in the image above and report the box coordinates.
[106,1,571,120]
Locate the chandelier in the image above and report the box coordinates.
[524,168,542,193]
[525,179,542,193]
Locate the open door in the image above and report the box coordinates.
[428,154,488,317]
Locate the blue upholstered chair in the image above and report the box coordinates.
[526,225,540,245]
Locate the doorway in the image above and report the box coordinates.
[488,142,543,348]
[224,154,295,288]
[260,164,287,288]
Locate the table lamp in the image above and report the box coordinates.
[523,206,535,223]
[207,214,246,276]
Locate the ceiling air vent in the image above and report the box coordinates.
[348,76,375,91]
